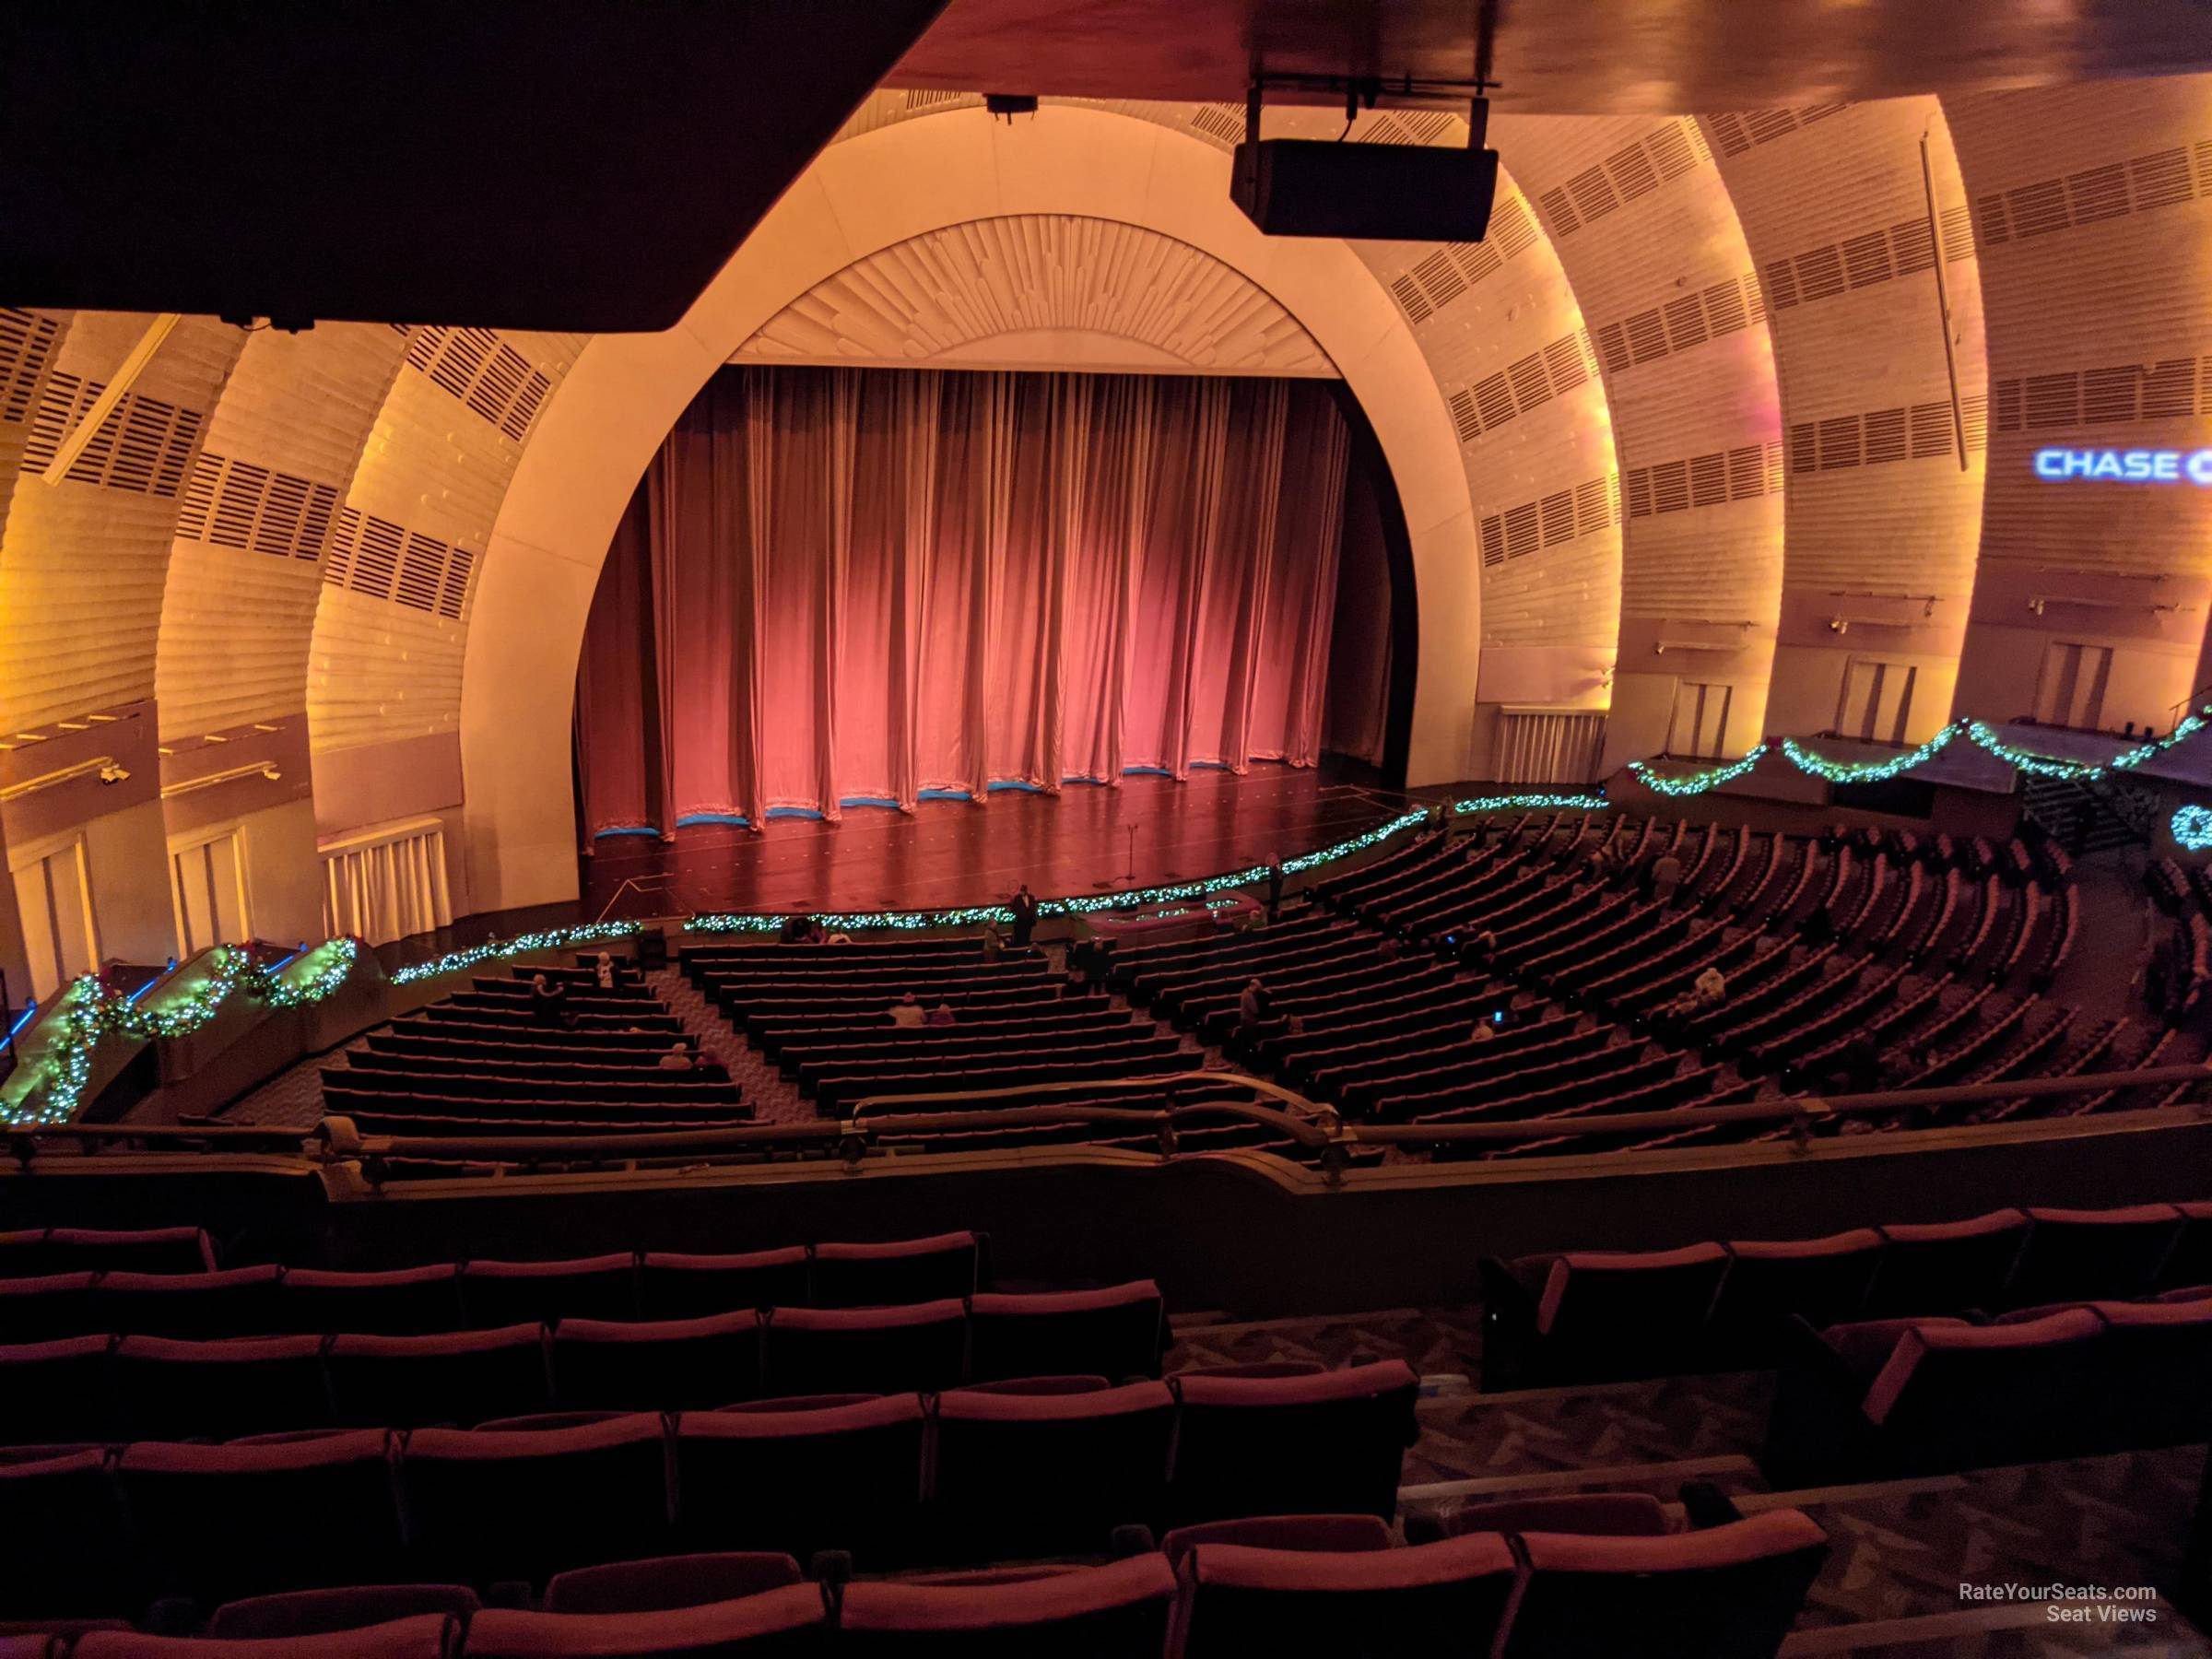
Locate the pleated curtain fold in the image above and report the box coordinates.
[576,365,1351,840]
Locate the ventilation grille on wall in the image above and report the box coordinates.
[1444,330,1602,448]
[1701,105,1849,158]
[1383,195,1540,325]
[323,506,477,620]
[1991,356,2212,431]
[23,372,203,497]
[1761,213,1969,316]
[1972,144,2212,247]
[403,324,554,442]
[1623,443,1785,518]
[1480,474,1620,568]
[1191,103,1246,146]
[1536,122,1710,241]
[1787,398,1989,473]
[0,308,61,427]
[174,452,341,560]
[1591,272,1765,376]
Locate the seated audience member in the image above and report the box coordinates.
[593,950,618,990]
[1650,850,1683,903]
[1694,965,1728,1005]
[1470,929,1498,961]
[1377,935,1404,962]
[1472,1016,1496,1043]
[1588,849,1616,884]
[926,1000,957,1028]
[803,919,828,946]
[780,913,807,944]
[982,923,1005,961]
[827,931,853,945]
[658,1041,696,1072]
[888,993,925,1029]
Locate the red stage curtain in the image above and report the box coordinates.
[575,365,1350,838]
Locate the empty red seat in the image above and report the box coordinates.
[117,1430,404,1604]
[2083,1297,2212,1452]
[2157,1199,2212,1291]
[552,1310,761,1410]
[0,1271,102,1342]
[206,1584,480,1641]
[460,1253,639,1327]
[810,1232,981,1308]
[1500,1510,1829,1658]
[2005,1204,2185,1309]
[326,1324,548,1429]
[1160,1513,1393,1568]
[465,1583,827,1656]
[1862,1209,2028,1317]
[43,1227,218,1275]
[545,1551,805,1614]
[0,1446,138,1620]
[97,1265,286,1339]
[0,1334,120,1442]
[1858,1309,2106,1473]
[114,1334,330,1441]
[676,1394,926,1568]
[639,1247,811,1321]
[275,1265,465,1335]
[839,1553,1173,1656]
[760,1300,966,1397]
[966,1281,1164,1383]
[71,1617,455,1657]
[1432,1491,1669,1540]
[402,1414,671,1586]
[1487,1243,1730,1385]
[1707,1230,1882,1359]
[1173,1533,1516,1659]
[932,1381,1175,1559]
[1168,1360,1418,1525]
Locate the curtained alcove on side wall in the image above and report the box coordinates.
[574,364,1401,841]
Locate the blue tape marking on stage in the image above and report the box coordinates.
[675,813,750,828]
[1122,766,1172,777]
[986,780,1044,794]
[1060,775,1109,786]
[1188,760,1227,771]
[838,795,901,810]
[766,806,825,821]
[917,788,973,801]
[594,825,664,839]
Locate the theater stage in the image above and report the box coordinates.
[579,762,1416,922]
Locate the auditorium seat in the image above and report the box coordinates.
[2002,1203,2185,1309]
[1420,1491,1671,1542]
[676,1394,927,1567]
[966,1281,1164,1382]
[1159,1513,1394,1567]
[1860,1209,2029,1317]
[117,1430,405,1606]
[29,1227,218,1275]
[1479,1242,1730,1388]
[460,1253,640,1327]
[98,1265,285,1339]
[1171,1533,1517,1659]
[0,1272,100,1342]
[931,1381,1175,1559]
[1705,1229,1884,1362]
[2079,1296,2212,1452]
[401,1414,671,1586]
[810,1232,982,1307]
[1500,1511,1829,1659]
[465,1584,828,1656]
[838,1554,1175,1657]
[70,1618,457,1657]
[1167,1360,1418,1525]
[759,1300,966,1397]
[544,1551,806,1614]
[206,1585,482,1641]
[276,1265,465,1335]
[2159,1199,2212,1292]
[113,1334,331,1441]
[639,1247,811,1320]
[326,1324,549,1429]
[0,1446,136,1620]
[0,1335,119,1442]
[551,1310,761,1410]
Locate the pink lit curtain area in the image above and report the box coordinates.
[575,365,1352,837]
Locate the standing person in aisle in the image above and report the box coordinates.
[1008,884,1040,949]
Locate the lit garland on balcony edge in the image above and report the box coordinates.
[690,794,1607,935]
[2173,805,2212,852]
[388,922,644,986]
[7,939,361,1128]
[1630,704,2212,798]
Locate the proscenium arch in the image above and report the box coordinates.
[462,105,1482,912]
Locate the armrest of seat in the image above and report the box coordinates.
[1678,1479,1743,1530]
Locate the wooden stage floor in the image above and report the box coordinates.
[579,764,1416,921]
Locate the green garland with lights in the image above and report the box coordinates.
[8,939,362,1128]
[1631,705,2212,797]
[388,922,643,985]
